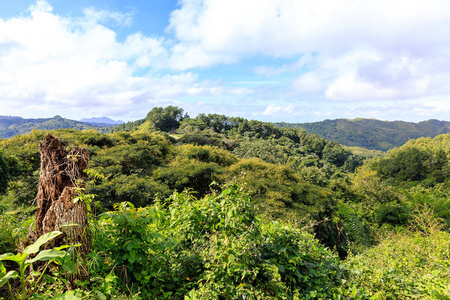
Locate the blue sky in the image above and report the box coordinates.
[0,0,449,123]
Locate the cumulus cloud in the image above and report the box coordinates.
[261,104,296,116]
[169,0,450,58]
[1,0,449,122]
[291,72,323,94]
[168,0,450,104]
[0,0,243,119]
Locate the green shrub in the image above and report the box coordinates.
[92,184,350,299]
[345,208,450,299]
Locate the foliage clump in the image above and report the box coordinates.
[345,207,450,299]
[90,184,349,299]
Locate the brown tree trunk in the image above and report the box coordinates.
[29,134,90,255]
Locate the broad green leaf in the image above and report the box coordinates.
[25,249,67,264]
[0,270,18,288]
[0,252,27,263]
[0,253,15,261]
[24,231,63,255]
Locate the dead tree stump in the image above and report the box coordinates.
[30,134,90,255]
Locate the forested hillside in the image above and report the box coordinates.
[0,106,449,299]
[3,112,448,152]
[275,118,450,151]
[0,115,103,138]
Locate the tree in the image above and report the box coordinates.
[146,106,188,132]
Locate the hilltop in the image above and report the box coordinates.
[0,115,102,139]
[275,118,450,151]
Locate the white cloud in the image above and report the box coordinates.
[412,99,450,116]
[325,73,396,101]
[169,0,450,60]
[1,0,449,122]
[324,54,432,101]
[291,72,323,94]
[0,1,243,120]
[168,0,450,104]
[82,7,134,28]
[261,104,295,116]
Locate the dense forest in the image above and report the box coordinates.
[0,106,449,299]
[276,118,450,151]
[2,114,449,152]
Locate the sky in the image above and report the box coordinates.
[0,0,449,123]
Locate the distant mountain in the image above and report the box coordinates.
[80,117,124,126]
[274,119,450,151]
[0,115,102,139]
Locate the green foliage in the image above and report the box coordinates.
[404,186,450,229]
[145,106,188,132]
[372,134,450,186]
[233,138,296,165]
[0,150,10,194]
[276,118,450,151]
[1,109,449,299]
[92,184,349,299]
[96,202,170,290]
[178,130,238,150]
[153,159,221,196]
[178,118,207,133]
[374,147,431,182]
[89,174,171,210]
[226,158,334,222]
[90,132,172,177]
[177,144,237,167]
[334,202,371,255]
[0,203,33,255]
[332,166,408,250]
[83,132,115,148]
[107,118,146,134]
[345,212,450,299]
[0,231,78,299]
[0,129,118,206]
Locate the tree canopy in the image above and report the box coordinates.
[145,106,188,132]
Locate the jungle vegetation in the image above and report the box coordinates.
[275,118,450,151]
[0,106,449,299]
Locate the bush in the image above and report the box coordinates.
[345,208,450,299]
[91,184,350,299]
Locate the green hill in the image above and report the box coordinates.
[0,115,103,138]
[275,118,450,151]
